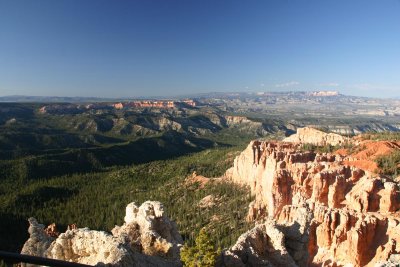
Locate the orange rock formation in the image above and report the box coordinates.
[44,223,59,238]
[225,140,400,266]
[341,140,400,173]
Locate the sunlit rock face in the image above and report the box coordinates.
[112,201,183,259]
[283,127,347,146]
[21,201,183,267]
[225,138,400,267]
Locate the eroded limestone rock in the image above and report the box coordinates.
[21,201,183,267]
[112,201,183,259]
[225,140,400,266]
[283,127,347,146]
[222,220,297,267]
[21,218,55,258]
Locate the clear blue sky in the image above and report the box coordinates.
[1,0,399,98]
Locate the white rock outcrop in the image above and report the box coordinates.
[21,218,55,258]
[283,127,347,146]
[21,201,183,267]
[112,201,183,259]
[222,220,297,267]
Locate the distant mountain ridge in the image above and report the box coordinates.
[1,91,398,103]
[0,95,116,103]
[0,95,181,103]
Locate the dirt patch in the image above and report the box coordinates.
[353,141,400,160]
[185,172,212,189]
[340,140,400,173]
[335,148,348,157]
[342,159,378,173]
[198,195,216,208]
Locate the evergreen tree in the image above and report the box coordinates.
[181,228,221,267]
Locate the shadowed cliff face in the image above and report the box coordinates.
[225,137,400,267]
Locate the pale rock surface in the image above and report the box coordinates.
[198,194,216,208]
[225,140,400,267]
[224,115,268,135]
[112,201,183,259]
[376,254,400,267]
[310,91,339,97]
[283,127,347,146]
[45,228,134,266]
[21,201,183,267]
[21,218,55,257]
[222,220,297,267]
[225,116,255,125]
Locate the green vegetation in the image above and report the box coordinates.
[5,101,398,260]
[299,143,342,153]
[375,150,400,177]
[361,132,400,141]
[181,228,221,267]
[298,141,354,154]
[0,146,253,252]
[0,103,268,180]
[0,103,268,253]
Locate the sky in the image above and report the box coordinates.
[0,0,400,98]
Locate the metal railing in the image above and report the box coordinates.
[0,251,92,267]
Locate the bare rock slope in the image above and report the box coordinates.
[225,130,400,266]
[21,201,183,267]
[283,127,347,146]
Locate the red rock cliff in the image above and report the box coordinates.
[225,140,400,266]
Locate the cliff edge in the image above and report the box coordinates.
[225,136,400,266]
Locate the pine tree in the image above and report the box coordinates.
[180,228,221,267]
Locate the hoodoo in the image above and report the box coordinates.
[225,130,400,266]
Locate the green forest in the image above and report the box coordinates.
[0,103,289,253]
[0,134,257,252]
[1,103,399,258]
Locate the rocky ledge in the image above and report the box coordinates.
[21,201,183,267]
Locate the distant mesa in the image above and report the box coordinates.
[309,90,339,97]
[38,99,197,114]
[113,99,196,109]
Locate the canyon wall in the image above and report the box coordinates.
[225,137,400,266]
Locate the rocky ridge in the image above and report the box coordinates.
[21,201,183,267]
[225,129,400,266]
[282,127,347,146]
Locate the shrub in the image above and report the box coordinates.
[375,150,400,176]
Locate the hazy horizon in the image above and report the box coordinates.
[2,90,399,101]
[1,1,400,98]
